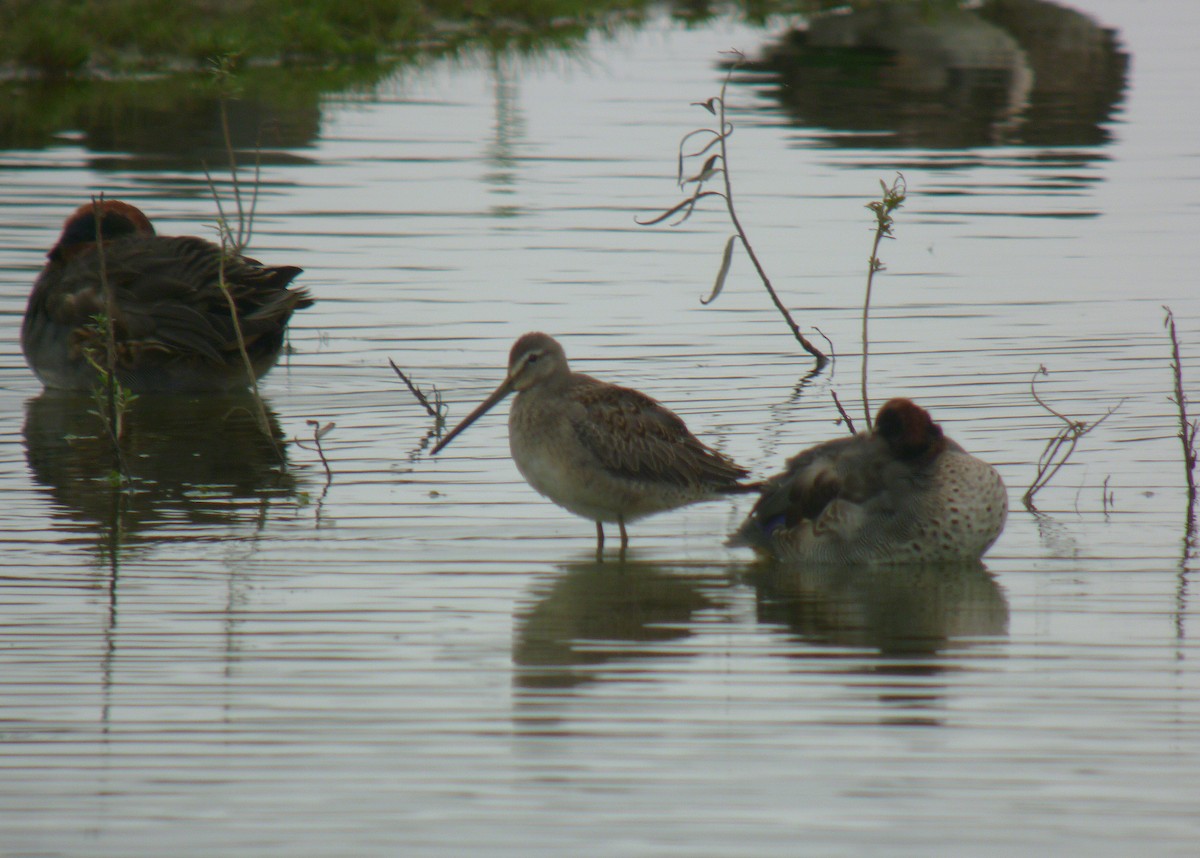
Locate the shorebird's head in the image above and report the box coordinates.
[432,332,570,455]
[506,332,568,392]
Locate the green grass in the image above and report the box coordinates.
[0,0,678,75]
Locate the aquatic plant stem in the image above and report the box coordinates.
[201,58,285,466]
[1164,307,1198,509]
[304,420,334,483]
[89,194,132,478]
[638,51,826,368]
[92,195,118,429]
[215,222,285,465]
[711,73,824,365]
[861,175,906,431]
[830,389,857,435]
[1022,365,1118,511]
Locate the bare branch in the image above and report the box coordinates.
[1022,365,1120,511]
[640,49,827,367]
[388,358,445,423]
[831,389,857,435]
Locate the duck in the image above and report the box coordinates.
[731,398,1007,563]
[431,332,755,555]
[21,199,311,393]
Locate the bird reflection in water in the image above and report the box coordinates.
[512,561,721,694]
[749,559,1008,726]
[23,391,300,560]
[736,0,1127,150]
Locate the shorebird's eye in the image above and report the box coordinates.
[526,353,540,364]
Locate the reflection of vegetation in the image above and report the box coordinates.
[0,0,739,158]
[0,0,666,75]
[0,65,349,156]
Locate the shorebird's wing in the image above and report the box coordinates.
[568,379,748,489]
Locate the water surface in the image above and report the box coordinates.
[0,1,1198,855]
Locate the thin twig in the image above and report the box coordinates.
[209,55,251,251]
[303,420,334,483]
[88,194,131,478]
[215,227,280,454]
[637,49,827,367]
[388,358,446,424]
[831,389,857,435]
[1022,365,1119,511]
[203,163,284,466]
[1164,306,1198,508]
[293,422,334,526]
[201,56,282,462]
[245,136,262,250]
[712,55,825,364]
[220,99,245,249]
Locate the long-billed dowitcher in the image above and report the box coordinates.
[431,332,753,555]
[731,398,1007,563]
[22,200,311,393]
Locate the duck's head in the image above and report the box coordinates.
[49,200,155,262]
[875,398,946,462]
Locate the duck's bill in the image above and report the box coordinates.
[431,378,514,454]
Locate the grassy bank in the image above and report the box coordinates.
[0,0,671,76]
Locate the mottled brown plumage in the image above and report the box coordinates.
[432,332,751,555]
[22,200,311,392]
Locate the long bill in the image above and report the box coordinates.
[430,377,515,454]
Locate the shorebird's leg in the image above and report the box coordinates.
[618,515,629,559]
[595,521,605,559]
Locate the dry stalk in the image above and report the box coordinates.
[830,389,857,435]
[298,420,335,483]
[1164,306,1198,509]
[208,54,261,252]
[636,49,827,367]
[201,55,285,465]
[1022,365,1118,511]
[86,194,132,480]
[389,358,447,426]
[861,175,906,430]
[204,198,283,464]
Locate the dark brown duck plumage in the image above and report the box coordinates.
[22,200,311,393]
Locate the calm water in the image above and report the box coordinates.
[1,1,1198,855]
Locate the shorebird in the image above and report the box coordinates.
[22,199,311,393]
[731,398,1007,564]
[431,332,754,555]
